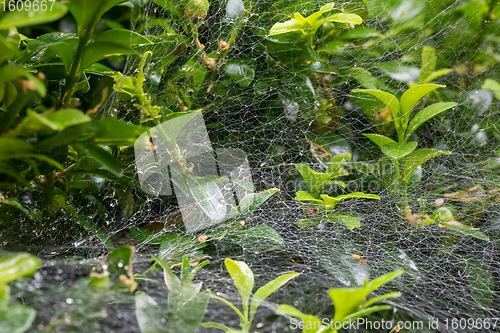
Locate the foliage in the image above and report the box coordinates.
[353,85,456,214]
[295,153,379,230]
[203,258,299,333]
[275,270,404,333]
[135,255,210,333]
[0,253,40,333]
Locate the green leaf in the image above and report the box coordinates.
[231,225,283,243]
[79,144,122,176]
[0,65,46,97]
[442,222,490,242]
[400,84,444,126]
[362,292,402,309]
[224,258,254,318]
[91,118,147,146]
[250,272,299,322]
[482,78,500,100]
[421,69,454,84]
[13,109,90,136]
[201,322,234,332]
[230,188,279,219]
[319,192,380,208]
[419,46,437,84]
[405,102,457,140]
[26,32,78,71]
[165,290,210,333]
[135,292,165,333]
[295,163,334,198]
[329,288,368,322]
[106,245,135,289]
[295,191,324,203]
[401,149,451,183]
[151,255,181,293]
[351,89,400,120]
[320,12,363,26]
[327,213,362,230]
[0,253,40,284]
[269,17,304,35]
[362,133,395,148]
[0,2,68,30]
[317,40,345,55]
[0,139,33,161]
[82,29,152,69]
[0,305,36,333]
[224,61,256,88]
[68,0,125,36]
[364,270,404,294]
[275,305,323,333]
[380,141,418,159]
[343,305,392,322]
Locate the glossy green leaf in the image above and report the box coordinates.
[91,118,147,146]
[13,109,90,136]
[0,253,40,284]
[275,305,323,333]
[82,29,152,69]
[363,133,395,148]
[269,17,304,35]
[224,61,256,87]
[250,272,299,322]
[352,89,400,122]
[405,102,457,140]
[421,69,453,84]
[231,225,283,243]
[230,188,279,219]
[225,258,254,318]
[380,141,418,159]
[364,270,404,294]
[321,12,363,26]
[0,305,36,333]
[327,213,362,230]
[68,0,125,36]
[329,288,368,322]
[135,292,165,333]
[0,1,68,30]
[320,192,380,208]
[401,149,451,183]
[295,163,334,198]
[80,144,122,176]
[400,84,444,125]
[295,190,324,203]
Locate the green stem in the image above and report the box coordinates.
[59,27,93,108]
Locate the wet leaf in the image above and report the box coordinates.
[380,141,418,159]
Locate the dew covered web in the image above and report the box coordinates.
[7,0,500,332]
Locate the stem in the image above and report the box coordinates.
[59,27,93,108]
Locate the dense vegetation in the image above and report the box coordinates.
[0,0,499,332]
